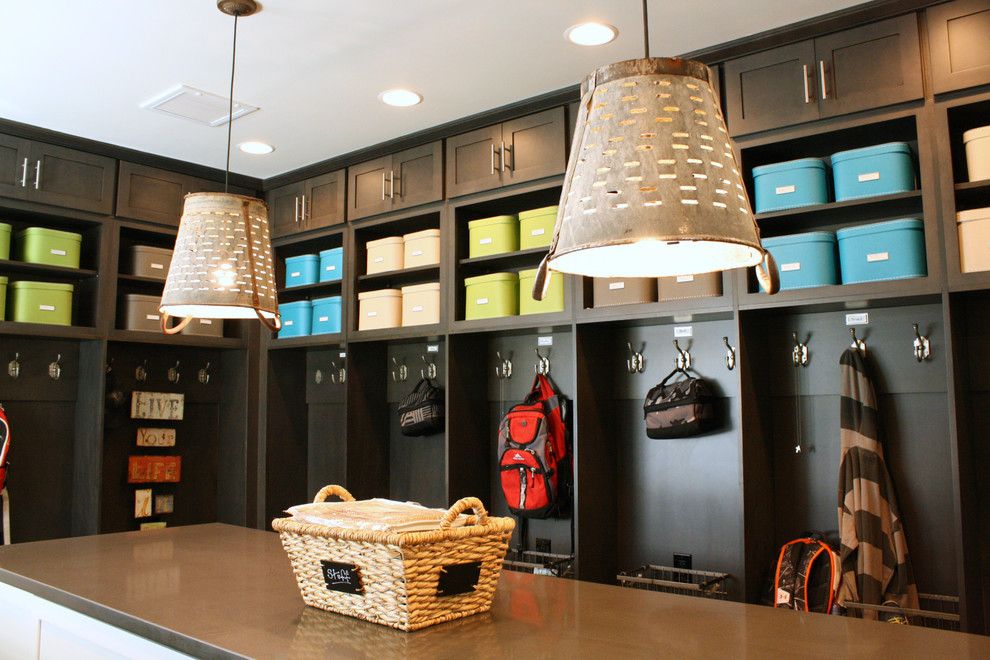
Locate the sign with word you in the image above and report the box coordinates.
[131,392,185,421]
[128,456,182,483]
[136,428,176,447]
[320,561,364,595]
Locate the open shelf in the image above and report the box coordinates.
[755,190,923,234]
[278,279,342,301]
[356,264,439,288]
[954,179,990,210]
[348,323,444,343]
[0,321,101,340]
[0,259,98,281]
[738,275,940,312]
[108,329,245,349]
[268,332,345,350]
[458,247,548,271]
[450,313,572,335]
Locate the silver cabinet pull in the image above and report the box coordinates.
[381,171,386,201]
[301,194,307,222]
[504,144,512,171]
[499,141,506,173]
[819,60,828,100]
[33,160,41,189]
[389,170,396,199]
[294,195,299,224]
[490,143,496,175]
[802,64,811,104]
[19,158,28,187]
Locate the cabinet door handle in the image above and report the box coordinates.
[819,60,828,100]
[490,143,496,175]
[504,144,512,171]
[301,194,307,222]
[389,170,397,199]
[19,158,28,187]
[802,64,812,104]
[499,141,506,173]
[381,172,386,201]
[33,160,41,190]
[294,196,300,224]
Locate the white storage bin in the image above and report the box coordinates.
[403,229,441,268]
[964,126,990,183]
[358,288,402,330]
[957,207,990,273]
[401,282,440,327]
[366,236,404,274]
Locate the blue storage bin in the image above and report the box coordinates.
[311,296,342,335]
[836,218,926,284]
[284,254,318,288]
[831,142,915,201]
[319,247,343,283]
[752,158,829,213]
[278,301,312,338]
[761,232,838,291]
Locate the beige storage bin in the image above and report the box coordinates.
[358,288,402,330]
[129,245,173,280]
[957,207,990,273]
[401,282,440,327]
[658,272,723,301]
[592,278,657,307]
[366,236,404,274]
[124,294,164,332]
[181,317,224,337]
[964,126,990,183]
[403,229,441,268]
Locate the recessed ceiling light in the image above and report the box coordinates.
[379,89,423,107]
[565,22,618,46]
[238,141,274,155]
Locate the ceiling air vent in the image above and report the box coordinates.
[140,84,259,127]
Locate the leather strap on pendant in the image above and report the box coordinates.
[160,312,193,335]
[755,250,780,295]
[241,199,282,332]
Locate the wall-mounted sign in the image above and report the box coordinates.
[136,428,176,447]
[134,489,152,518]
[320,560,364,595]
[131,392,184,421]
[128,456,182,483]
[154,494,174,514]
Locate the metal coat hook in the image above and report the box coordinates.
[314,369,323,385]
[421,355,438,380]
[626,342,645,374]
[673,340,692,371]
[913,323,931,362]
[792,333,809,367]
[135,360,148,383]
[495,351,513,380]
[48,354,62,381]
[723,337,736,371]
[168,361,181,384]
[391,357,408,382]
[106,358,114,375]
[850,328,866,356]
[7,354,20,379]
[198,362,211,385]
[330,359,346,385]
[535,347,551,375]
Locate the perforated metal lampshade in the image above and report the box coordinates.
[538,57,774,289]
[159,192,281,333]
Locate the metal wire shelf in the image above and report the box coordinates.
[617,564,730,600]
[842,594,960,631]
[503,550,575,578]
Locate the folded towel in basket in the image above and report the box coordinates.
[285,498,470,534]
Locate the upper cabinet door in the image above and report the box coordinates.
[503,107,567,186]
[723,41,819,136]
[928,0,990,94]
[304,169,345,229]
[814,14,922,119]
[391,141,442,211]
[446,124,503,198]
[267,181,305,238]
[347,156,391,221]
[116,162,186,226]
[28,142,115,214]
[0,134,31,201]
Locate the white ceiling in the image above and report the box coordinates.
[0,0,865,179]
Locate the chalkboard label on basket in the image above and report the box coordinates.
[436,561,481,597]
[320,561,364,595]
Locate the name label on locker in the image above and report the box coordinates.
[674,326,693,338]
[858,171,881,182]
[780,262,801,272]
[867,252,889,262]
[775,185,796,195]
[846,313,869,326]
[538,336,553,347]
[427,345,439,353]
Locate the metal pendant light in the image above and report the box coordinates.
[534,0,779,298]
[159,0,282,333]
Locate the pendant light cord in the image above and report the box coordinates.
[225,13,239,193]
[642,0,650,59]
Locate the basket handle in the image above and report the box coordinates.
[313,485,355,503]
[439,497,489,529]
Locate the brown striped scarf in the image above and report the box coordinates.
[837,349,919,617]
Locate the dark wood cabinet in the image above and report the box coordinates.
[723,15,922,136]
[267,169,345,237]
[347,142,441,221]
[267,181,305,237]
[0,134,31,201]
[116,162,256,226]
[30,143,116,214]
[928,0,990,94]
[446,107,566,198]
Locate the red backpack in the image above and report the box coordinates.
[497,374,568,518]
[0,405,10,492]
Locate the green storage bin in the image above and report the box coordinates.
[0,223,10,261]
[0,276,6,321]
[518,206,557,250]
[10,281,73,326]
[17,227,82,269]
[519,268,564,315]
[464,272,518,320]
[468,215,518,257]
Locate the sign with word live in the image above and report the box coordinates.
[131,392,184,421]
[128,456,182,483]
[136,428,176,447]
[320,561,364,595]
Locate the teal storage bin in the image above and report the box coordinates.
[311,296,342,335]
[836,219,926,284]
[0,276,6,321]
[0,223,10,261]
[319,248,343,283]
[752,158,828,213]
[831,142,914,201]
[761,232,838,291]
[278,300,312,338]
[285,254,318,288]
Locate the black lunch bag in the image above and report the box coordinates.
[643,368,715,439]
[398,378,445,436]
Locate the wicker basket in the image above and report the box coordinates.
[272,485,515,631]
